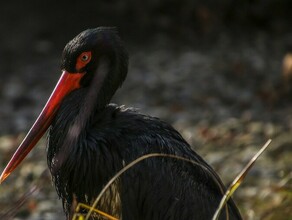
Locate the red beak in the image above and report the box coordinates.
[0,71,84,183]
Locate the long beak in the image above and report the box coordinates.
[0,71,84,183]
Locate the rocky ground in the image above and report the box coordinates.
[0,28,291,219]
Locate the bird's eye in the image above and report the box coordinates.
[79,51,92,63]
[81,54,89,61]
[76,51,92,71]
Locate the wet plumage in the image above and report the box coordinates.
[50,102,241,219]
[48,28,241,219]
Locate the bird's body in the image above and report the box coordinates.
[49,99,241,219]
[1,27,242,219]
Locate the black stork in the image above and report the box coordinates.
[0,27,242,220]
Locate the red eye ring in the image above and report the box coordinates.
[76,51,92,71]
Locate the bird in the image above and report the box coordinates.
[0,27,242,220]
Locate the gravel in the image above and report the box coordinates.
[0,30,291,220]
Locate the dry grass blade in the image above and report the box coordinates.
[212,139,272,220]
[83,153,225,220]
[72,203,118,220]
[0,185,38,220]
[0,169,49,219]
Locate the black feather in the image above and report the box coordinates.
[47,28,242,220]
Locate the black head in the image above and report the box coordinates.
[0,27,129,185]
[61,27,129,88]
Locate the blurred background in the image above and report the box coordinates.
[0,0,291,219]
